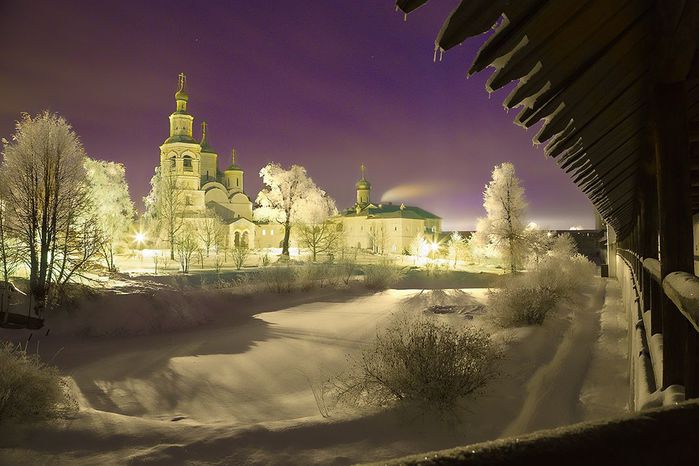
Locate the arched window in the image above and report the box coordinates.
[236,178,239,186]
[234,231,240,247]
[183,155,193,172]
[241,231,249,248]
[169,156,176,170]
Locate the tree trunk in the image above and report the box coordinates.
[282,221,291,257]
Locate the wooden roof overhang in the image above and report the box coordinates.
[396,0,699,239]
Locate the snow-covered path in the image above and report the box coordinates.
[0,280,628,465]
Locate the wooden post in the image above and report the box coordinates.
[640,144,661,333]
[654,81,693,390]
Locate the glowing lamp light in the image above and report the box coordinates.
[134,232,147,244]
[430,242,439,252]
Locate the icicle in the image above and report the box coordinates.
[504,107,509,114]
[404,13,407,22]
[433,45,438,63]
[395,5,399,11]
[439,48,444,62]
[488,90,492,100]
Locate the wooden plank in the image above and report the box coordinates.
[506,0,649,111]
[436,0,505,50]
[654,81,693,392]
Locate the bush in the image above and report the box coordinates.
[363,260,406,290]
[487,252,596,327]
[0,342,75,421]
[487,285,558,327]
[335,314,501,411]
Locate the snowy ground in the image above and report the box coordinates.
[0,278,628,465]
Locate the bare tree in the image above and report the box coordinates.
[446,232,467,268]
[476,163,528,273]
[198,209,221,257]
[0,112,96,313]
[255,163,335,257]
[368,223,387,255]
[231,245,249,270]
[144,167,183,260]
[175,226,198,273]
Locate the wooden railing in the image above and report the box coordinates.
[618,249,699,399]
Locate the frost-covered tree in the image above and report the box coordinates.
[0,197,21,282]
[84,159,135,272]
[297,194,338,262]
[0,112,98,312]
[144,167,183,260]
[255,163,333,257]
[525,226,553,269]
[476,163,528,273]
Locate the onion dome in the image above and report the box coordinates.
[175,73,189,102]
[356,163,370,189]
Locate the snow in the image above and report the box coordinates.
[0,278,628,465]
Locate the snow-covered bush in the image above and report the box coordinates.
[335,314,501,411]
[0,342,75,421]
[363,260,405,290]
[487,244,596,327]
[487,284,558,327]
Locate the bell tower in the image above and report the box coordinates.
[158,73,204,212]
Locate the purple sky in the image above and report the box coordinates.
[0,1,594,230]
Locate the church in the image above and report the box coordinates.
[158,74,281,249]
[157,73,441,255]
[338,166,442,255]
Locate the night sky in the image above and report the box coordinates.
[0,1,594,230]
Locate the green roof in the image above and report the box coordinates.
[343,204,440,220]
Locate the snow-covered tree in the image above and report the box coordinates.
[525,226,553,269]
[144,167,183,260]
[84,159,135,272]
[296,194,338,262]
[0,197,21,282]
[254,163,334,257]
[0,112,98,312]
[476,162,528,273]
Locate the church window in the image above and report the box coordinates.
[262,229,267,236]
[183,155,193,172]
[236,178,239,186]
[270,229,274,236]
[169,156,176,170]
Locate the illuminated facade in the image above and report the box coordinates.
[339,166,441,254]
[157,74,280,249]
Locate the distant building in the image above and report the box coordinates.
[156,73,280,249]
[338,166,442,254]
